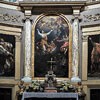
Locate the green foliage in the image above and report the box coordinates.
[26,80,75,92]
[26,80,45,92]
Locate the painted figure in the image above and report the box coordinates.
[35,16,69,77]
[0,38,13,56]
[89,37,100,73]
[0,38,14,76]
[37,29,53,53]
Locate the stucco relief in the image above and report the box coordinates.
[84,13,100,22]
[0,13,21,22]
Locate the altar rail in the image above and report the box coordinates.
[22,92,78,100]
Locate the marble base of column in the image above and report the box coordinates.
[21,76,32,83]
[71,76,81,82]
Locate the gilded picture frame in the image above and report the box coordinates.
[32,13,72,80]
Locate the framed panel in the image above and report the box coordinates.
[32,14,72,79]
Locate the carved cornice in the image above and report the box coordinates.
[19,1,86,7]
[0,13,21,22]
[83,13,100,22]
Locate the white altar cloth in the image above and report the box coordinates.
[22,92,78,100]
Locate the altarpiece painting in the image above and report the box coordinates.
[88,34,100,77]
[0,34,15,77]
[34,14,69,78]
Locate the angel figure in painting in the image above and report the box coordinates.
[37,29,53,53]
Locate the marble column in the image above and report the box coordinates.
[22,18,32,82]
[71,17,81,82]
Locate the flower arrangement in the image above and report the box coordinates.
[56,80,75,92]
[25,79,76,92]
[26,80,45,92]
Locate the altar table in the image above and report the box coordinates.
[22,92,78,100]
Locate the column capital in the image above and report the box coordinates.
[23,16,33,23]
[82,35,88,42]
[15,35,21,42]
[72,16,82,22]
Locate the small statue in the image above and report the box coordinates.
[76,82,86,97]
[17,80,26,95]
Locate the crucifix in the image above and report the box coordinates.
[47,58,56,71]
